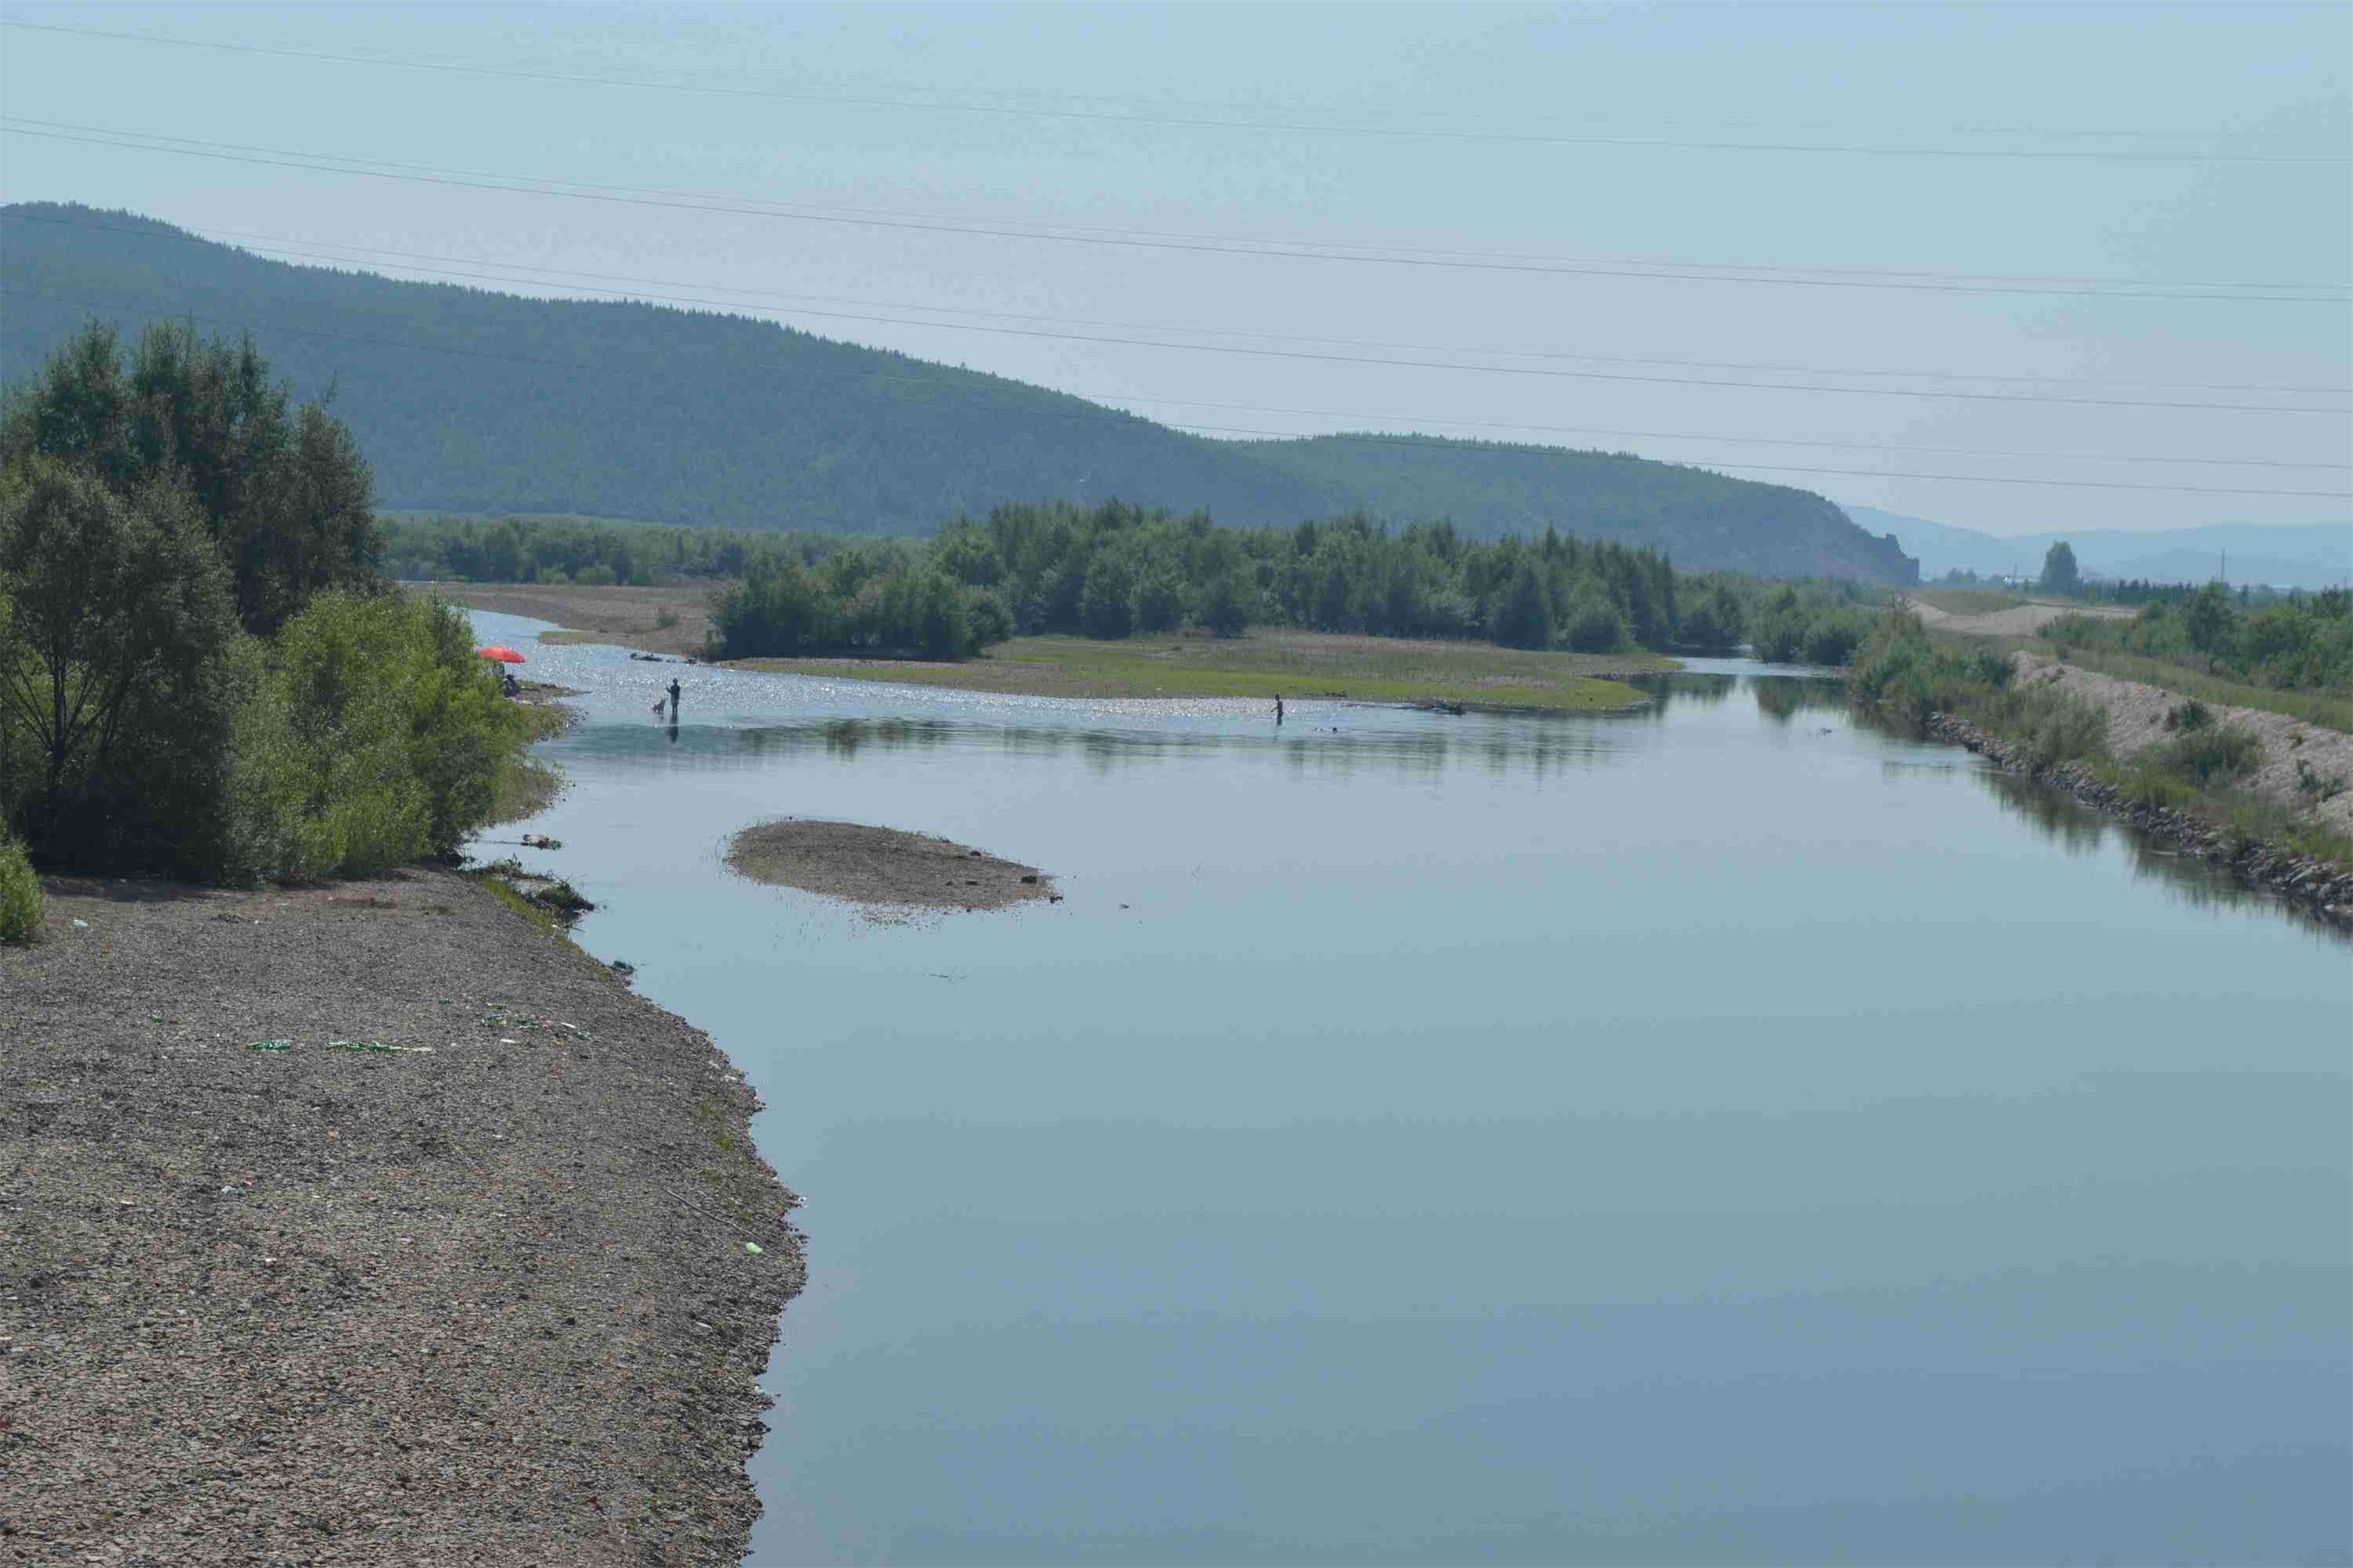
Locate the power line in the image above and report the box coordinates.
[6,16,2345,167]
[23,208,2344,400]
[7,118,2348,308]
[8,283,2348,502]
[21,210,2349,459]
[13,224,2348,468]
[13,246,2344,468]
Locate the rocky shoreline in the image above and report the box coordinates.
[2,868,804,1566]
[1925,712,2353,934]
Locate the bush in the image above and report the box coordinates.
[2164,698,2211,732]
[2296,758,2348,804]
[0,834,41,943]
[2147,722,2262,787]
[236,592,527,879]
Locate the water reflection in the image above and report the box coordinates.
[1967,768,2339,936]
[471,608,2349,1568]
[555,709,1629,783]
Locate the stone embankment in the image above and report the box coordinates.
[2,868,804,1566]
[1925,712,2353,932]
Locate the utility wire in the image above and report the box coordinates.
[11,239,2344,470]
[5,16,2346,167]
[23,211,2347,459]
[22,209,2345,399]
[6,118,2348,307]
[8,283,2348,501]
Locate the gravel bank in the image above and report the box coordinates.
[724,820,1054,913]
[1,869,803,1566]
[2015,652,2353,838]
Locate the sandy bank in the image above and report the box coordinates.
[1,869,802,1566]
[421,583,711,660]
[2015,651,2353,837]
[724,820,1054,913]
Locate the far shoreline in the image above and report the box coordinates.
[425,580,1672,714]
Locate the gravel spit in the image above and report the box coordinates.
[1,869,803,1566]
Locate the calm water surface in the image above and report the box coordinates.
[469,612,2351,1566]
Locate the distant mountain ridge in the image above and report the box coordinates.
[1847,505,2351,590]
[2,203,1917,581]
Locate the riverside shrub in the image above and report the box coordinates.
[2146,723,2263,787]
[0,833,40,942]
[237,591,527,880]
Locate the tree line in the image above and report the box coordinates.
[2,322,529,883]
[2044,584,2352,698]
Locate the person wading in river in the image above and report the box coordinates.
[1275,694,1284,725]
[666,676,682,719]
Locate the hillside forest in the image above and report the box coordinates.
[2,203,1919,583]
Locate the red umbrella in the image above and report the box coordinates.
[476,646,526,664]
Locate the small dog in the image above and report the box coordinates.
[652,698,666,717]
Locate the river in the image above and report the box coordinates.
[467,612,2351,1566]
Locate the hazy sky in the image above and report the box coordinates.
[2,2,2347,537]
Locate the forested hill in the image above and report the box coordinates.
[2,203,1917,582]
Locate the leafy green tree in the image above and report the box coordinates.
[2,321,381,633]
[1559,580,1629,653]
[2039,541,2082,597]
[1133,567,1186,634]
[1078,553,1136,639]
[0,457,246,873]
[1492,561,1553,649]
[2184,580,2240,658]
[1195,568,1256,637]
[1677,582,1748,649]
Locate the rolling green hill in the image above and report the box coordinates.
[2,203,1917,581]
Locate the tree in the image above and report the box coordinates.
[0,457,245,873]
[2,321,381,633]
[1194,568,1255,638]
[2039,540,2082,597]
[1558,579,1629,653]
[1491,561,1552,649]
[2185,580,2240,658]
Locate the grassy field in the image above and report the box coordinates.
[736,630,1672,712]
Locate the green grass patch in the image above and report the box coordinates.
[2027,643,2353,734]
[740,630,1666,712]
[2099,755,2353,870]
[487,757,564,826]
[471,870,563,935]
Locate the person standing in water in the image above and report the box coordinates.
[1274,694,1284,725]
[666,676,682,718]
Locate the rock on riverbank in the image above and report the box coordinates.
[1,869,803,1566]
